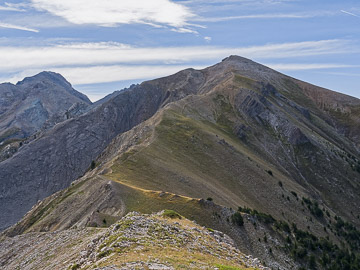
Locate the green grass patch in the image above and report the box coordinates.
[24,178,88,231]
[215,264,244,270]
[162,209,182,219]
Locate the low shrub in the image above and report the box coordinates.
[231,212,244,226]
[162,209,182,219]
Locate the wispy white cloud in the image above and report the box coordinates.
[180,0,293,4]
[0,3,26,12]
[0,39,353,73]
[171,27,198,34]
[0,39,356,89]
[315,71,360,77]
[57,42,132,49]
[0,22,39,32]
[30,0,196,32]
[265,63,359,71]
[236,40,356,59]
[1,13,74,29]
[194,13,315,22]
[341,10,360,18]
[194,10,335,22]
[3,64,206,85]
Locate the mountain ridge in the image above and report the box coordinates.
[2,56,360,230]
[1,56,360,269]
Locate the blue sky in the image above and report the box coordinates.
[0,0,359,101]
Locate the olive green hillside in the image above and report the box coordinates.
[104,72,360,227]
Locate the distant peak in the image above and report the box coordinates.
[15,71,92,104]
[215,55,278,77]
[16,71,72,89]
[222,55,252,63]
[38,71,66,79]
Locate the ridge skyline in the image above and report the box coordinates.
[2,55,359,103]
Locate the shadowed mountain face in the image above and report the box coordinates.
[1,56,360,269]
[0,72,92,161]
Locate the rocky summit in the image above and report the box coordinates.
[0,71,92,162]
[1,56,360,270]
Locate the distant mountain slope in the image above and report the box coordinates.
[0,72,92,161]
[0,68,206,231]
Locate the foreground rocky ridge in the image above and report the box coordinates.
[0,211,268,270]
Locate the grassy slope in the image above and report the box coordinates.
[107,108,292,216]
[101,73,359,241]
[104,102,332,244]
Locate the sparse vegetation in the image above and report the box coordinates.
[215,265,243,270]
[275,220,291,233]
[90,160,96,170]
[232,205,360,270]
[302,197,323,218]
[286,223,360,270]
[70,264,80,270]
[162,209,182,219]
[231,212,244,226]
[97,249,112,259]
[238,206,275,224]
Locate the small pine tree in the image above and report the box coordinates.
[90,160,96,170]
[231,212,244,226]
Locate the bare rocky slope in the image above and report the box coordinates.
[1,56,360,269]
[0,211,269,270]
[0,72,92,162]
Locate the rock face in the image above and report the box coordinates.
[0,72,92,161]
[0,211,269,270]
[0,72,91,141]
